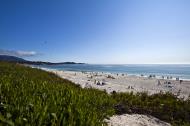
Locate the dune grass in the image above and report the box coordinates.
[0,62,115,126]
[0,62,190,126]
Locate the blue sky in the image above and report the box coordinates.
[0,0,190,64]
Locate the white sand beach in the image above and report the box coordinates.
[47,70,190,99]
[39,68,190,126]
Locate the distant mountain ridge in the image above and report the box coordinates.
[0,55,84,65]
[0,55,26,62]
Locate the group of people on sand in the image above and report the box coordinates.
[94,79,106,86]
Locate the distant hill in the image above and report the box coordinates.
[0,55,26,62]
[0,55,84,65]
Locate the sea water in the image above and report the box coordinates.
[35,64,190,80]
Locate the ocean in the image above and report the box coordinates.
[34,64,190,80]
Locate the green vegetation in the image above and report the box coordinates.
[0,62,190,126]
[0,62,115,126]
[112,92,190,126]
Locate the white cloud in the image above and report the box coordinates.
[0,49,37,57]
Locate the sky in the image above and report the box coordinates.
[0,0,190,64]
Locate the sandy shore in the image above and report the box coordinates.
[38,68,190,126]
[47,70,190,99]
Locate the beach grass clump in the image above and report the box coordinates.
[0,62,190,126]
[0,62,115,126]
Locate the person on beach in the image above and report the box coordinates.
[94,80,96,84]
[97,81,100,85]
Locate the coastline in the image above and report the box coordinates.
[30,64,190,81]
[34,66,190,99]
